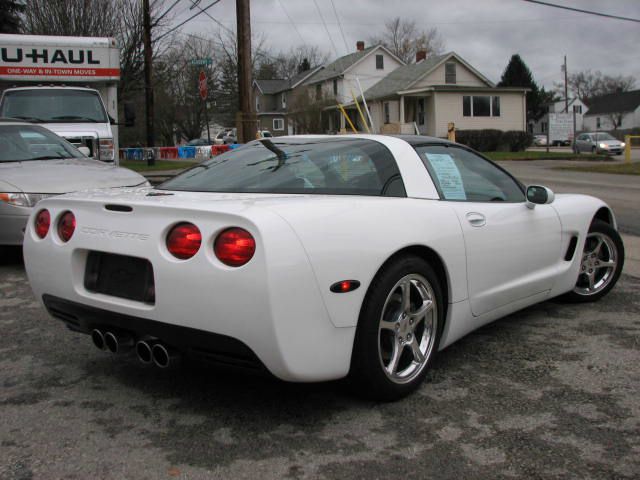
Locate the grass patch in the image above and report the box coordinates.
[554,162,640,175]
[119,160,199,172]
[485,151,607,161]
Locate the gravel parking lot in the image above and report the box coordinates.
[1,249,639,480]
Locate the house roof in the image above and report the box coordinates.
[362,52,494,101]
[583,89,640,116]
[254,66,323,95]
[303,45,403,85]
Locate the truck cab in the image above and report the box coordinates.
[0,86,115,162]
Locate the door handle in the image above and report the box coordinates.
[466,212,486,227]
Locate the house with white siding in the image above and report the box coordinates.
[356,51,528,137]
[582,89,640,131]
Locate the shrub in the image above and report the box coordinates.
[455,129,532,152]
[502,130,533,151]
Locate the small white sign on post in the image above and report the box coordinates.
[548,113,573,144]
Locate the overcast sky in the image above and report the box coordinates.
[176,0,640,91]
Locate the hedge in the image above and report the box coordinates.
[455,129,533,152]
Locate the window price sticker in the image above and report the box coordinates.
[425,153,466,200]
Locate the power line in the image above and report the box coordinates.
[521,0,640,23]
[312,0,340,57]
[276,0,306,46]
[154,0,181,25]
[188,0,234,34]
[329,0,349,54]
[156,0,223,42]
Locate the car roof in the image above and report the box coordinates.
[0,118,32,125]
[3,86,99,92]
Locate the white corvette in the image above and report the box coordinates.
[23,135,625,400]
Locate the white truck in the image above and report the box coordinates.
[0,34,127,163]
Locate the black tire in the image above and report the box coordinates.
[558,220,624,303]
[349,254,444,401]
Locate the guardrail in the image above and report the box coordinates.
[118,144,234,162]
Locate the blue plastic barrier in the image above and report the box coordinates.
[178,146,196,158]
[125,148,144,161]
[228,143,244,150]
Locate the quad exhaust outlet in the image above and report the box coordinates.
[92,332,179,367]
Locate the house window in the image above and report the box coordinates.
[463,96,471,117]
[273,118,284,131]
[445,62,456,84]
[333,79,338,96]
[255,95,260,112]
[541,122,547,133]
[376,55,384,70]
[462,95,501,117]
[573,105,582,114]
[281,92,287,109]
[384,102,390,124]
[315,84,321,100]
[492,96,500,117]
[596,117,601,128]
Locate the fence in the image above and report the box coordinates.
[118,144,232,163]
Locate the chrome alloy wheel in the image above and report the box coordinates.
[378,274,437,384]
[574,232,618,296]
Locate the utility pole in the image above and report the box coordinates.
[143,0,155,163]
[563,55,568,113]
[236,0,256,143]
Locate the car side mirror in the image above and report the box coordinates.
[78,146,91,157]
[526,185,555,209]
[124,102,136,127]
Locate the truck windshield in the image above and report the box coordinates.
[0,89,108,123]
[159,138,406,197]
[0,124,85,162]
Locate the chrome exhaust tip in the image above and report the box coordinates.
[91,329,106,351]
[151,343,178,369]
[104,331,134,354]
[135,340,153,364]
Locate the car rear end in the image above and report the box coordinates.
[23,190,356,382]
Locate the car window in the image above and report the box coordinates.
[413,144,524,202]
[160,138,406,197]
[0,124,84,162]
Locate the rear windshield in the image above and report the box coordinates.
[0,89,108,123]
[159,138,406,197]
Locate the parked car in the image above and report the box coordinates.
[186,138,214,146]
[256,130,273,139]
[533,134,547,146]
[574,132,625,155]
[223,128,238,144]
[24,135,624,400]
[0,120,148,247]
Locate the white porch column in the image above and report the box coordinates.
[340,110,346,131]
[400,95,405,124]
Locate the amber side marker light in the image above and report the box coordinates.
[330,280,361,293]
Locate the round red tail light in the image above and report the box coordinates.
[58,211,76,242]
[35,209,50,238]
[214,228,256,267]
[166,223,201,259]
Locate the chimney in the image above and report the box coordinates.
[356,41,365,51]
[416,49,427,63]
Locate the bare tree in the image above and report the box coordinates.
[368,17,445,64]
[254,46,329,80]
[23,0,121,37]
[288,87,330,134]
[559,70,636,104]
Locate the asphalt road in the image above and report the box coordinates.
[1,250,639,480]
[499,159,640,236]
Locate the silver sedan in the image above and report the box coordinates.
[574,132,625,155]
[0,120,148,246]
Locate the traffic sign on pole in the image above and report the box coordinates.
[198,70,207,100]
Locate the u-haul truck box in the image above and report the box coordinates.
[0,34,122,162]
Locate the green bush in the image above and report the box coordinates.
[502,130,533,151]
[455,129,532,152]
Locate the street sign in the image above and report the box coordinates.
[198,70,207,100]
[190,58,213,66]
